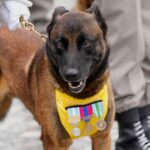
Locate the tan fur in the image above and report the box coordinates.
[76,0,94,10]
[0,75,9,98]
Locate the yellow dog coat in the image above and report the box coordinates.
[55,84,108,139]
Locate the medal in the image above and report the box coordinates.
[96,119,106,131]
[84,123,93,135]
[68,100,107,137]
[72,127,81,137]
[68,107,80,125]
[92,101,107,131]
[80,105,93,135]
[68,107,81,137]
[80,105,92,122]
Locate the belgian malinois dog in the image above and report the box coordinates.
[0,3,114,150]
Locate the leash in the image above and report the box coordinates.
[19,16,48,42]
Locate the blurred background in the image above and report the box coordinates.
[0,0,118,150]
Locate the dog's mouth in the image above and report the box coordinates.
[67,79,86,94]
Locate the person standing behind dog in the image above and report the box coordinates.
[29,0,53,33]
[0,0,33,30]
[96,0,150,150]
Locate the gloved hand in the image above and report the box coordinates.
[0,0,32,30]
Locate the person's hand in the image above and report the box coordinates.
[0,1,32,30]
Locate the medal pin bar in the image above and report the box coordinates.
[92,101,107,131]
[68,107,81,137]
[80,105,93,135]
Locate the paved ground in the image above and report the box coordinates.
[0,99,118,150]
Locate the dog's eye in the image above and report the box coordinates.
[82,40,93,48]
[55,43,64,55]
[56,41,63,50]
[55,37,68,55]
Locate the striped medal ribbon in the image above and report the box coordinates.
[67,107,81,137]
[80,105,93,134]
[92,101,107,131]
[80,105,92,122]
[68,107,81,125]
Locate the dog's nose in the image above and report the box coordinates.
[64,68,79,80]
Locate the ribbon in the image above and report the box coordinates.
[80,105,92,122]
[68,107,80,124]
[92,101,104,118]
[67,101,104,124]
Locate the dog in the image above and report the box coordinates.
[0,3,115,150]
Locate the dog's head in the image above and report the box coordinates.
[46,3,109,94]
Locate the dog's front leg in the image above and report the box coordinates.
[42,133,71,150]
[43,142,70,150]
[91,133,111,150]
[43,140,71,150]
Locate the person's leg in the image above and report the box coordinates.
[140,0,150,140]
[30,0,53,33]
[96,0,145,113]
[96,0,150,149]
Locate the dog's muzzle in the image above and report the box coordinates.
[68,79,86,94]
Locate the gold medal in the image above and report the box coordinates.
[83,123,93,135]
[96,119,106,131]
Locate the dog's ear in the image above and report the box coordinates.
[47,6,69,37]
[86,2,107,40]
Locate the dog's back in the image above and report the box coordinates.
[0,28,44,75]
[0,28,44,118]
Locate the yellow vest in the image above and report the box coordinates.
[55,85,108,139]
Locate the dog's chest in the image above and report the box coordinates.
[55,85,108,139]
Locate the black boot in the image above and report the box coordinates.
[116,108,150,150]
[140,105,150,140]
